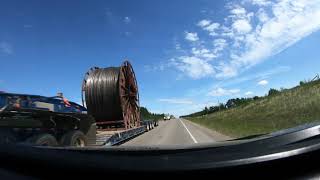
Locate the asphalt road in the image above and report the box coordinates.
[122,118,231,146]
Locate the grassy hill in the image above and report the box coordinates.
[186,79,320,138]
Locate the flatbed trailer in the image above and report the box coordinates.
[0,61,159,147]
[95,120,158,146]
[0,92,159,147]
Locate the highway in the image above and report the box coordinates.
[122,118,231,146]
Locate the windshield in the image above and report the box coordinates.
[0,0,320,149]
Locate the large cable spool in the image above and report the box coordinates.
[82,61,140,129]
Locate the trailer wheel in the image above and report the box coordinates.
[26,134,58,146]
[60,130,87,147]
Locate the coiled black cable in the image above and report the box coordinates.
[84,67,123,121]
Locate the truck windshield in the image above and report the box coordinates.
[0,0,319,149]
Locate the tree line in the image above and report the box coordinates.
[180,96,261,118]
[140,107,164,120]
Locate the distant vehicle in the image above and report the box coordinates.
[163,114,171,121]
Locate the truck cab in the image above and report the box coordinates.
[0,92,96,147]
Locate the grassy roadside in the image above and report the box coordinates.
[187,80,320,138]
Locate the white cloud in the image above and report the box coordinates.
[245,91,254,96]
[197,19,211,27]
[257,8,269,22]
[173,56,214,79]
[250,0,272,6]
[230,6,247,15]
[169,0,320,80]
[257,80,268,86]
[144,62,169,72]
[0,42,13,55]
[221,26,234,37]
[158,98,193,104]
[191,48,217,59]
[214,38,227,46]
[208,87,240,97]
[213,38,227,54]
[185,32,199,41]
[204,23,220,33]
[197,21,220,36]
[232,19,252,34]
[216,63,238,78]
[202,23,220,36]
[124,16,131,24]
[215,0,320,78]
[192,48,209,55]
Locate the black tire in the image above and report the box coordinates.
[60,130,87,147]
[26,134,58,146]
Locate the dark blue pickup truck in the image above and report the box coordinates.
[0,92,96,146]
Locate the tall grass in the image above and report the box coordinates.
[188,80,320,138]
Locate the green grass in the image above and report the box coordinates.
[187,80,320,138]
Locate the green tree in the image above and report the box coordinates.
[268,88,280,96]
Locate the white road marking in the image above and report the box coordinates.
[179,119,198,144]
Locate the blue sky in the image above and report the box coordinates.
[1,0,320,116]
